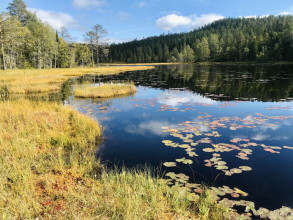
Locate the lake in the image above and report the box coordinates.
[68,64,293,212]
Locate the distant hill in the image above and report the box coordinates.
[108,16,293,63]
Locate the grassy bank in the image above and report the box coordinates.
[0,100,101,218]
[0,99,230,219]
[102,63,180,66]
[0,66,154,94]
[0,66,231,219]
[74,82,137,99]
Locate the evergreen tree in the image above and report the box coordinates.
[7,0,27,23]
[109,16,293,63]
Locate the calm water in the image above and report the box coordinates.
[68,64,293,211]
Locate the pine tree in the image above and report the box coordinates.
[7,0,27,24]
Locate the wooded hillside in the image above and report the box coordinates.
[109,16,293,63]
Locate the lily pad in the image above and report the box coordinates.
[284,146,293,150]
[234,188,248,197]
[231,193,240,198]
[216,165,229,170]
[203,148,214,152]
[230,168,243,174]
[239,166,252,171]
[176,157,193,165]
[194,188,204,194]
[163,162,176,167]
[166,172,176,179]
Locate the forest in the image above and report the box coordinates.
[1,0,293,71]
[0,0,108,70]
[109,16,293,63]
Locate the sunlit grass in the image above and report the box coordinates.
[0,66,154,94]
[102,63,180,66]
[0,100,101,218]
[0,65,231,219]
[0,99,229,219]
[74,82,137,98]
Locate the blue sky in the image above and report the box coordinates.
[1,0,293,43]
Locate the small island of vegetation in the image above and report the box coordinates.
[74,82,137,99]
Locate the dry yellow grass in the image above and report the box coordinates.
[0,66,154,94]
[0,100,229,219]
[0,100,101,218]
[74,82,137,98]
[102,63,180,66]
[0,64,231,219]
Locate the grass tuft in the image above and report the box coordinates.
[74,82,137,98]
[0,100,101,218]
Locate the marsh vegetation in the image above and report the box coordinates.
[0,65,232,219]
[1,0,293,219]
[74,82,137,99]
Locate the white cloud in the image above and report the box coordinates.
[73,0,106,10]
[278,11,293,16]
[243,15,270,19]
[28,8,78,31]
[125,120,177,136]
[156,13,224,31]
[157,94,191,106]
[251,133,290,141]
[251,133,269,141]
[157,92,216,107]
[189,14,224,29]
[117,12,130,22]
[156,14,192,31]
[278,6,293,16]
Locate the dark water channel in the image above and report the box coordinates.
[68,64,293,211]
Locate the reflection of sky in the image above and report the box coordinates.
[157,91,216,106]
[251,120,292,141]
[67,66,293,211]
[125,120,177,136]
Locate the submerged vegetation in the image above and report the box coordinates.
[74,82,137,98]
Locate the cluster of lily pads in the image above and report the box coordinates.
[161,111,293,218]
[161,112,293,177]
[71,87,293,218]
[265,106,293,110]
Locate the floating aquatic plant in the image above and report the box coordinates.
[163,162,176,167]
[176,157,193,165]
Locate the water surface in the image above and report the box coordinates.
[69,64,293,211]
